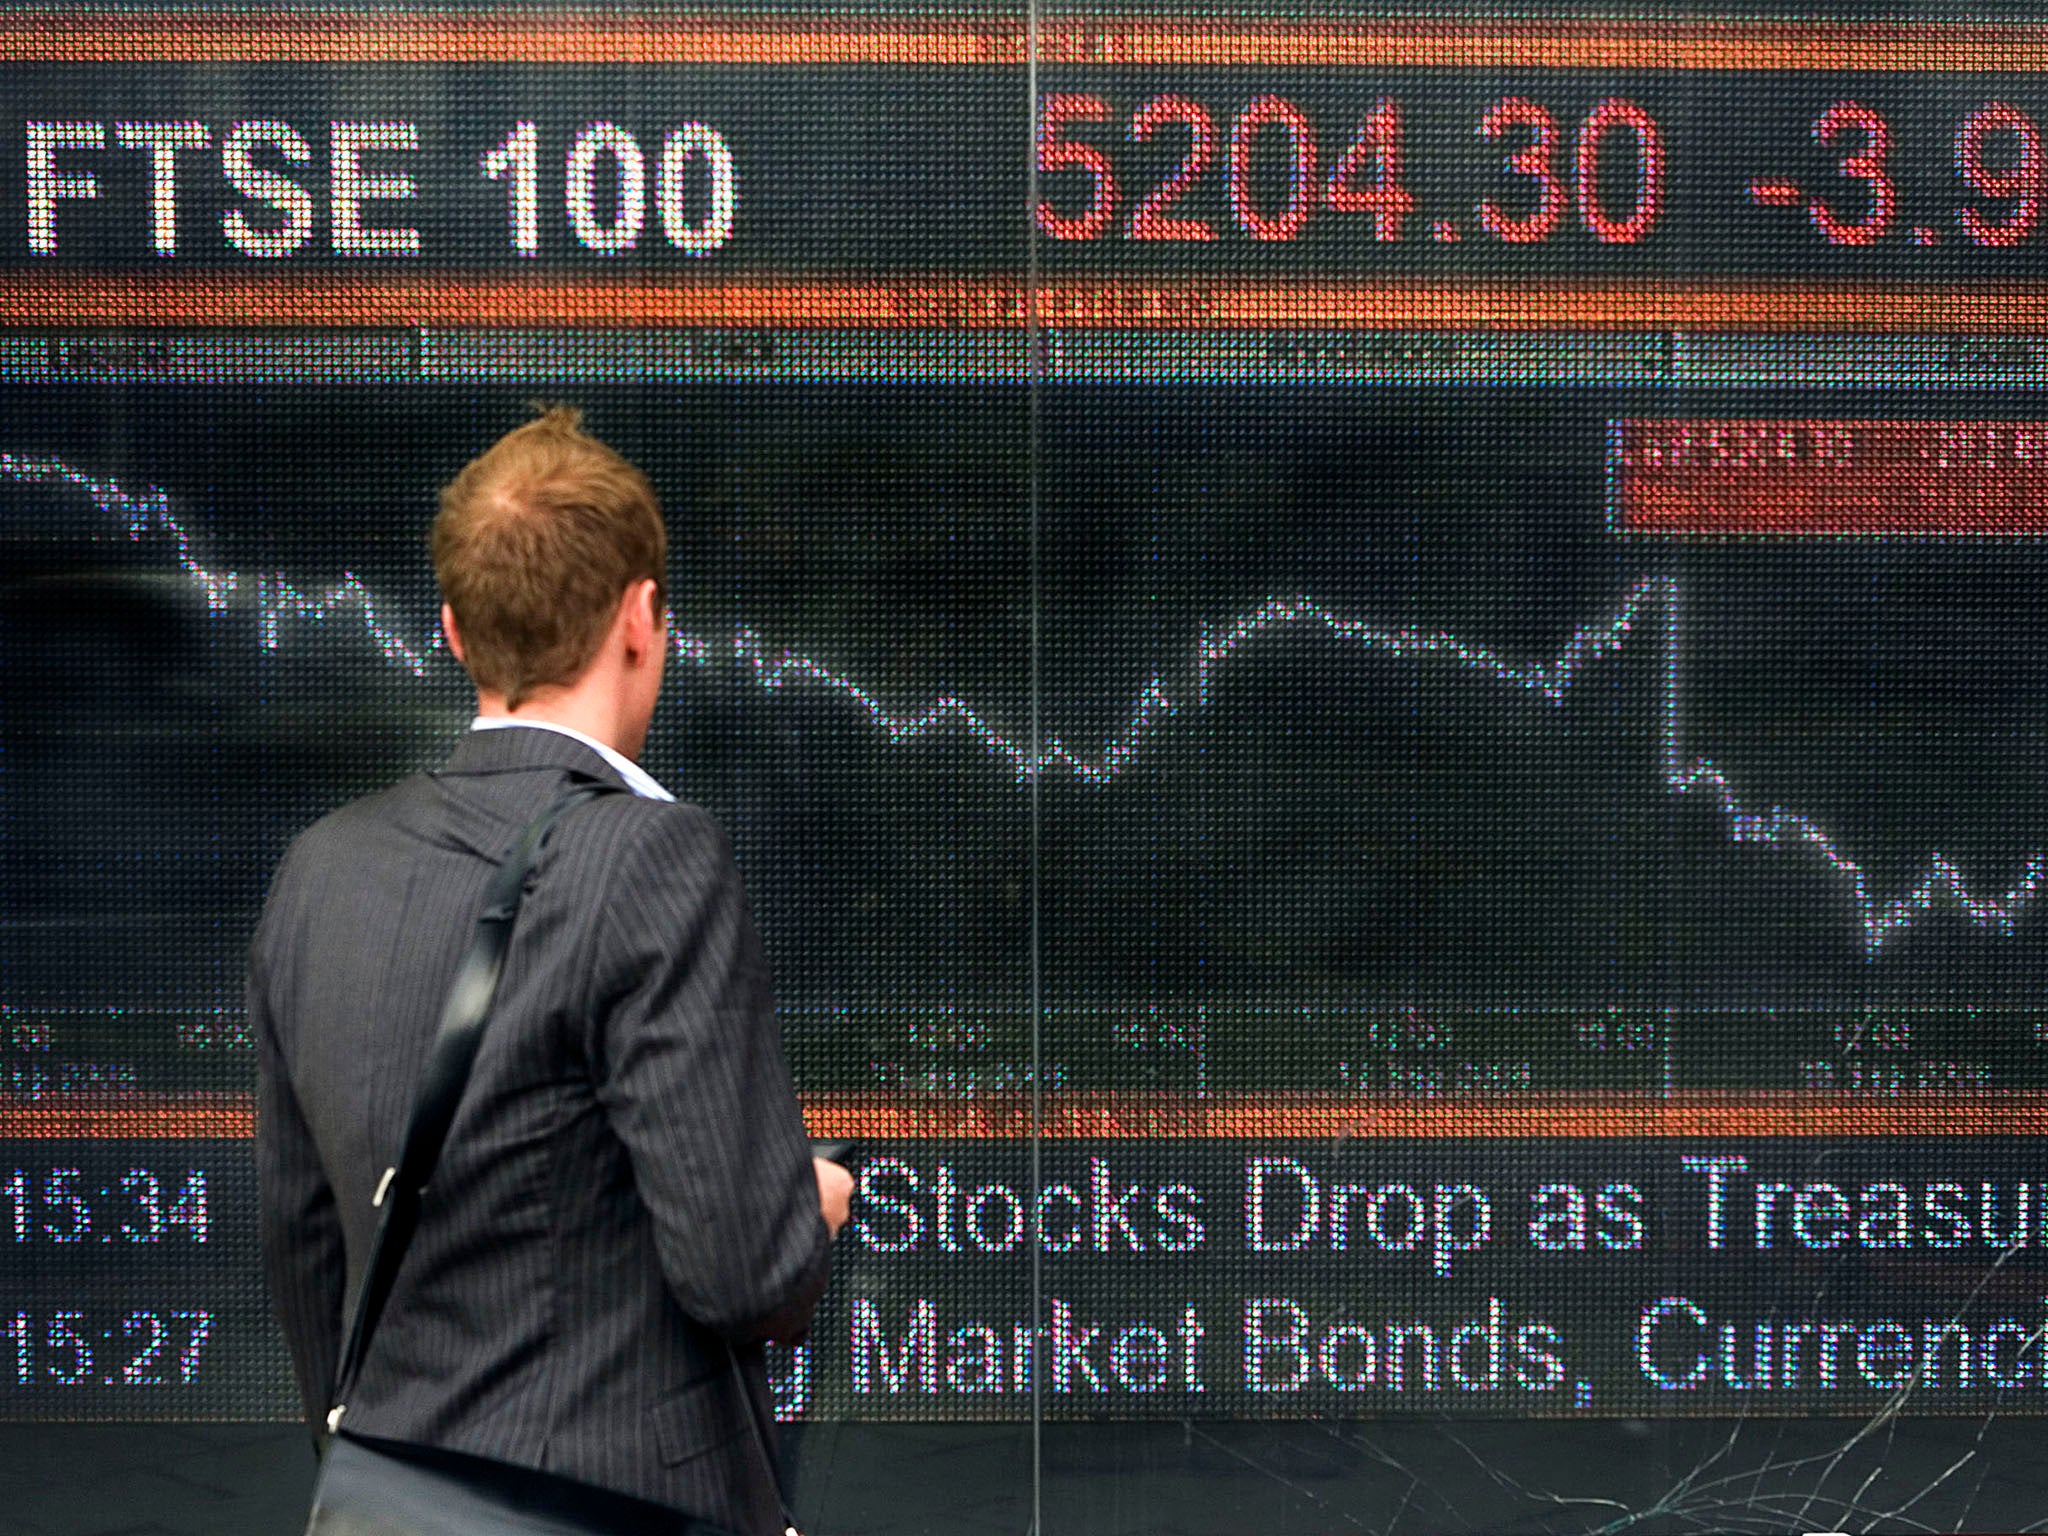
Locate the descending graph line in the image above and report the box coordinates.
[0,451,437,673]
[6,450,2043,953]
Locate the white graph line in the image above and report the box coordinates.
[5,449,2040,953]
[1,451,436,674]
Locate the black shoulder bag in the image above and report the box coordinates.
[303,786,804,1536]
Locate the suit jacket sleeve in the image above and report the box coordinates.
[248,857,348,1440]
[590,804,831,1342]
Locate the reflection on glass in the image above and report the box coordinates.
[1,3,2047,1531]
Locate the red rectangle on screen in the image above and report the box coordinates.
[1613,419,2048,536]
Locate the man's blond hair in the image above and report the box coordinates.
[432,406,666,709]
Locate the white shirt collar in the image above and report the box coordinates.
[468,716,674,802]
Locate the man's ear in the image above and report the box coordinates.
[440,603,468,664]
[621,578,661,662]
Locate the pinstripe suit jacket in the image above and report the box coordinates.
[250,726,830,1534]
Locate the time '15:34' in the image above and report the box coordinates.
[4,1169,209,1244]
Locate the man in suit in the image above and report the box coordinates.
[250,406,851,1534]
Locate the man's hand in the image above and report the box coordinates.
[813,1156,853,1238]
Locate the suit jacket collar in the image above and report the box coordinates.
[440,722,635,792]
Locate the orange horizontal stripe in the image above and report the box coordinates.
[8,273,2048,334]
[0,13,1026,64]
[6,1090,2048,1140]
[1038,19,2048,73]
[0,273,931,328]
[802,1090,2048,1139]
[1,13,2046,69]
[1047,279,2048,333]
[0,1092,254,1139]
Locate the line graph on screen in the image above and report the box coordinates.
[5,448,2040,954]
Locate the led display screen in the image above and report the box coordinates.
[4,7,2048,1444]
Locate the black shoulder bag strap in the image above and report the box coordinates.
[323,781,805,1536]
[328,783,611,1414]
